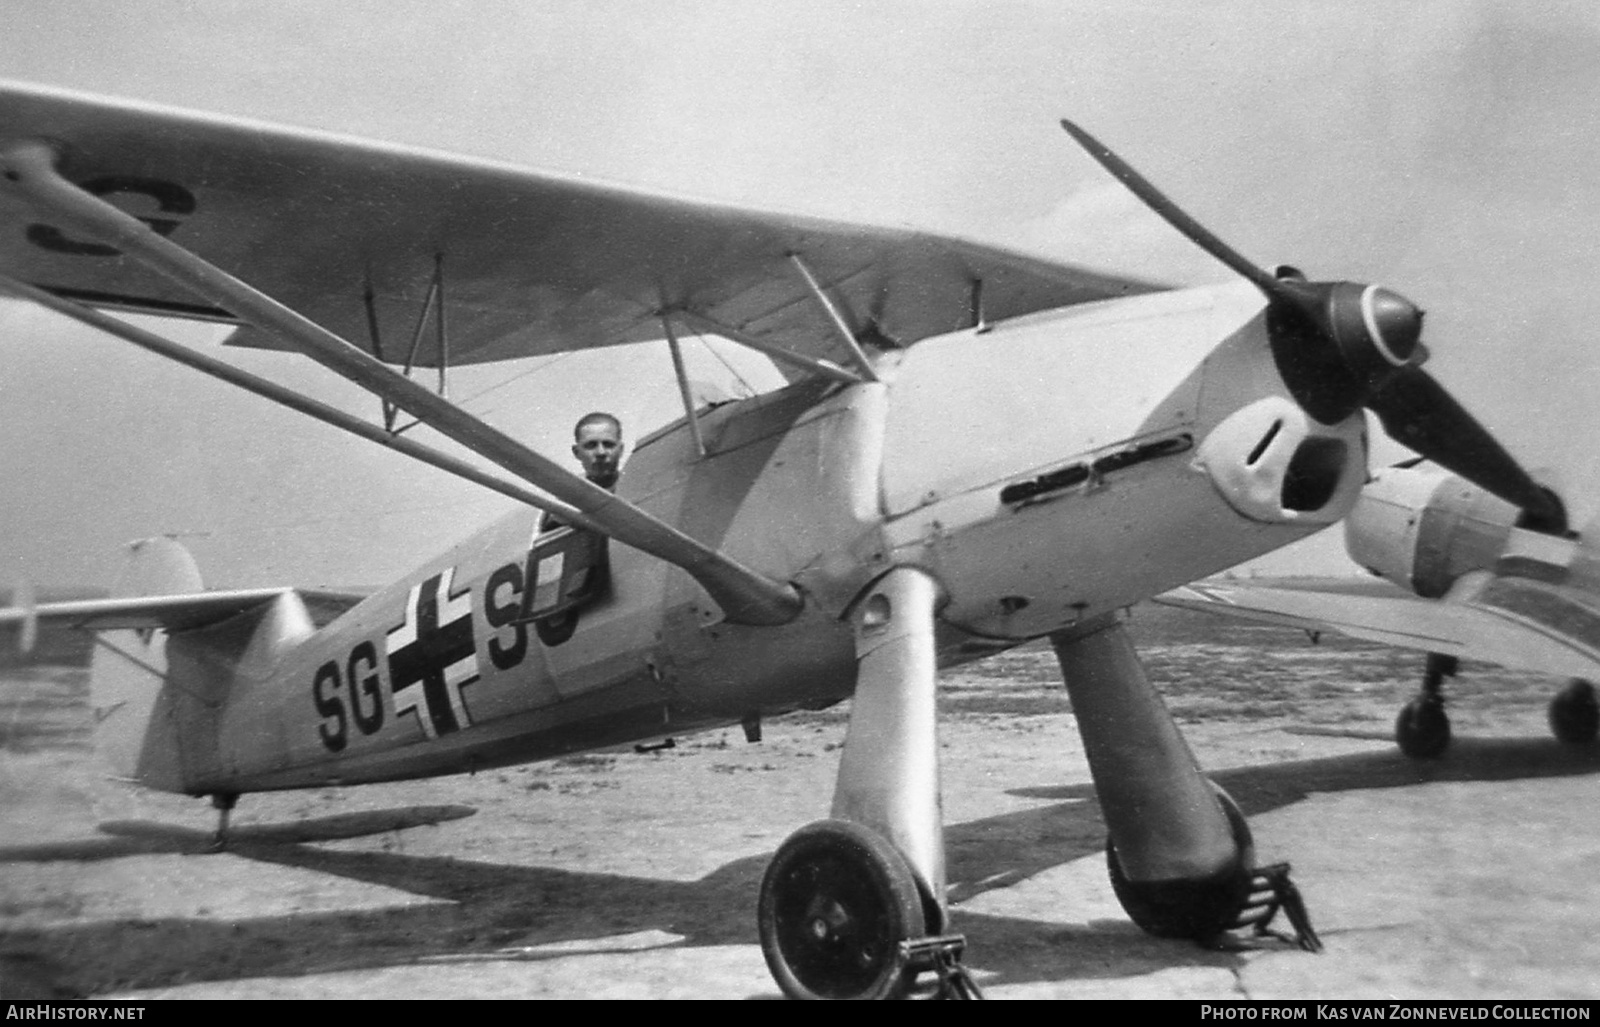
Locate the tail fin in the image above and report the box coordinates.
[116,537,204,596]
[91,538,320,793]
[91,538,205,789]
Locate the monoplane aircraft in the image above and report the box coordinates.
[1162,460,1598,758]
[0,80,1568,999]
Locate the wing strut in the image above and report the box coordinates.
[787,253,882,382]
[966,278,988,333]
[0,139,802,627]
[364,254,450,436]
[661,316,708,458]
[0,272,593,526]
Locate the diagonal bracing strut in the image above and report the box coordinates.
[0,138,802,627]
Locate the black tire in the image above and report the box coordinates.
[1549,679,1600,745]
[1395,695,1450,758]
[758,819,926,1000]
[1106,783,1255,940]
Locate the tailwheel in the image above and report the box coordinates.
[1106,785,1254,941]
[1395,694,1450,758]
[759,819,926,1000]
[1549,679,1599,745]
[206,792,239,853]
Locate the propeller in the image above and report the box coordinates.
[1059,120,1566,534]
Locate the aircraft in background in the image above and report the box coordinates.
[0,80,1568,998]
[1163,460,1599,758]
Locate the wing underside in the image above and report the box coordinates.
[0,79,1160,373]
[1159,579,1600,681]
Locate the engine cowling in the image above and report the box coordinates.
[1195,396,1367,526]
[1344,463,1519,598]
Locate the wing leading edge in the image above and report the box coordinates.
[1158,577,1600,681]
[0,79,1160,374]
[0,587,367,634]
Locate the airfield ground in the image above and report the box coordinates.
[2,602,1598,1000]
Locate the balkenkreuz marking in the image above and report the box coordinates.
[386,567,479,738]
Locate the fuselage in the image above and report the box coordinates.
[183,281,1369,794]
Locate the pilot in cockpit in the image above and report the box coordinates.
[571,411,625,491]
[524,412,623,645]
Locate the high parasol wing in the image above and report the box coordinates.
[0,80,1158,375]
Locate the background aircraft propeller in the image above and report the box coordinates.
[1059,120,1566,534]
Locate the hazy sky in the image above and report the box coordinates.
[3,0,1599,588]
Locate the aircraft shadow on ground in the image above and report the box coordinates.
[0,806,478,863]
[1008,734,1600,814]
[3,736,1597,997]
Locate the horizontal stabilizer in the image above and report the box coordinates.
[0,586,366,633]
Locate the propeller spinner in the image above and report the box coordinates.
[1059,120,1566,534]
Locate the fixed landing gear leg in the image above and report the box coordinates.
[1050,616,1317,949]
[758,567,979,1000]
[1396,652,1455,758]
[207,792,238,852]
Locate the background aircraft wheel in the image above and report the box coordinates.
[1395,696,1450,758]
[1106,784,1255,940]
[758,819,926,1000]
[1549,679,1599,745]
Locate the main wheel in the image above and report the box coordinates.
[1106,783,1255,940]
[1549,679,1599,745]
[1396,695,1450,758]
[758,819,926,1000]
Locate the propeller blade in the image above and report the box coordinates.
[1060,119,1286,298]
[1060,118,1563,532]
[1367,367,1564,530]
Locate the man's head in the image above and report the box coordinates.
[572,411,624,488]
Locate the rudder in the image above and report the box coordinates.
[91,537,206,791]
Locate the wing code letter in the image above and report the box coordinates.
[313,660,348,752]
[347,640,385,735]
[26,176,196,256]
[485,562,528,670]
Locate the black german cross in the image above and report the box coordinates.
[386,567,479,738]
